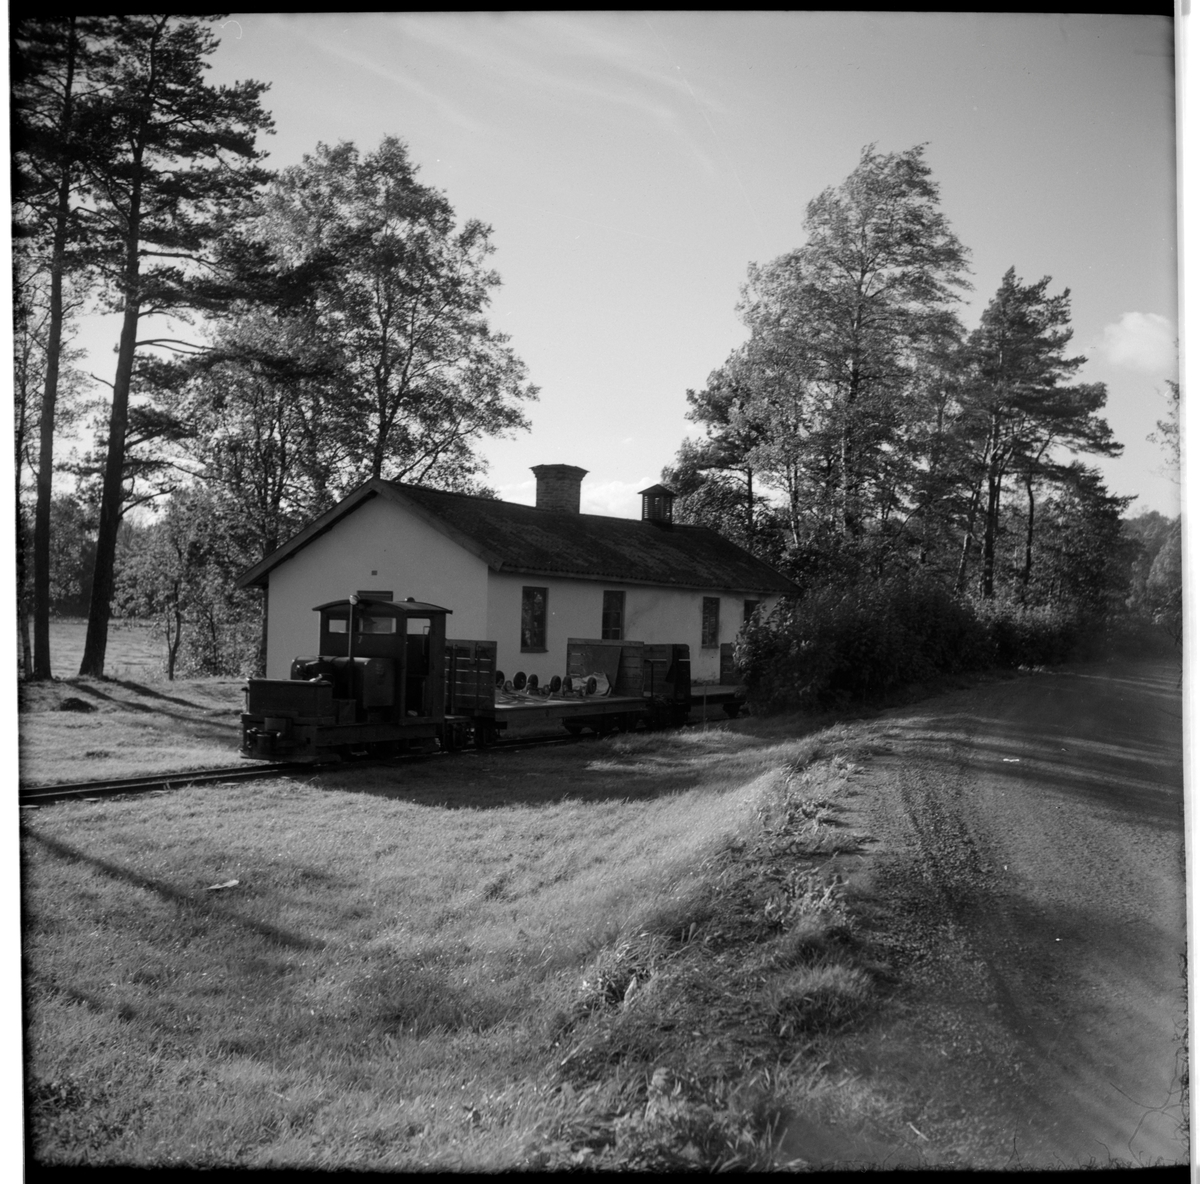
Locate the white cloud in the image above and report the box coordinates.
[295,30,488,137]
[581,479,651,518]
[495,478,537,506]
[1095,312,1177,375]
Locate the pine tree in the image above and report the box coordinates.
[75,15,273,678]
[11,15,106,678]
[955,269,1120,597]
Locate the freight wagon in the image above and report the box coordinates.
[240,596,708,763]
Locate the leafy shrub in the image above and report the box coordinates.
[735,577,1085,714]
[175,596,263,678]
[734,576,990,713]
[971,599,1080,668]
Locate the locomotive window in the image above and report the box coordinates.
[328,619,347,634]
[358,614,395,634]
[521,587,548,652]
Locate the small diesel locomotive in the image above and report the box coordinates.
[240,596,697,763]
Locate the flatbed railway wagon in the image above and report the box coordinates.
[241,598,698,762]
[460,637,693,746]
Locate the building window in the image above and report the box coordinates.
[743,599,761,623]
[601,590,625,640]
[521,587,548,651]
[701,597,720,648]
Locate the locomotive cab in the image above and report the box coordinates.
[242,597,452,761]
[311,596,450,723]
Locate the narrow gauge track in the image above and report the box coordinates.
[19,763,296,807]
[18,730,598,808]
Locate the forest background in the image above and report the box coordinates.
[9,14,1184,701]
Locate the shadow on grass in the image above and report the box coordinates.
[24,968,140,1022]
[306,719,834,812]
[48,679,241,737]
[105,677,234,712]
[24,829,325,952]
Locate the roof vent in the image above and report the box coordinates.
[532,464,588,514]
[638,484,676,524]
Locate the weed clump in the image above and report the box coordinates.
[767,961,873,1037]
[532,743,881,1169]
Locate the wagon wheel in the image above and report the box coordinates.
[563,720,584,736]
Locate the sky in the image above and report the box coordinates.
[72,13,1183,517]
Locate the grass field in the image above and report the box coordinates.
[21,698,897,1169]
[43,618,165,681]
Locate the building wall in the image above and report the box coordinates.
[264,495,490,678]
[485,571,779,683]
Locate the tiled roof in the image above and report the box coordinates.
[236,478,798,595]
[394,483,798,593]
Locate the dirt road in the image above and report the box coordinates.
[827,658,1187,1167]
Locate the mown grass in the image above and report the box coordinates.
[18,676,246,786]
[42,617,165,681]
[22,718,892,1169]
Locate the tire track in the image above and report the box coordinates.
[844,662,1187,1166]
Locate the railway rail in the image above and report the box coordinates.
[17,729,597,808]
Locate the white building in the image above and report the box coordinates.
[236,464,798,682]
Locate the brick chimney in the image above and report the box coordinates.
[532,464,588,513]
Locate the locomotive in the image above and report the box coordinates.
[240,596,696,763]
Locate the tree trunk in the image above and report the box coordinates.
[32,15,78,681]
[257,583,269,676]
[1021,469,1037,596]
[79,210,142,677]
[980,471,1001,599]
[954,483,982,595]
[978,414,1005,600]
[16,511,34,680]
[166,600,183,680]
[744,466,754,543]
[841,368,858,539]
[19,604,34,680]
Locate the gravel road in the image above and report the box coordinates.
[825,657,1187,1168]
